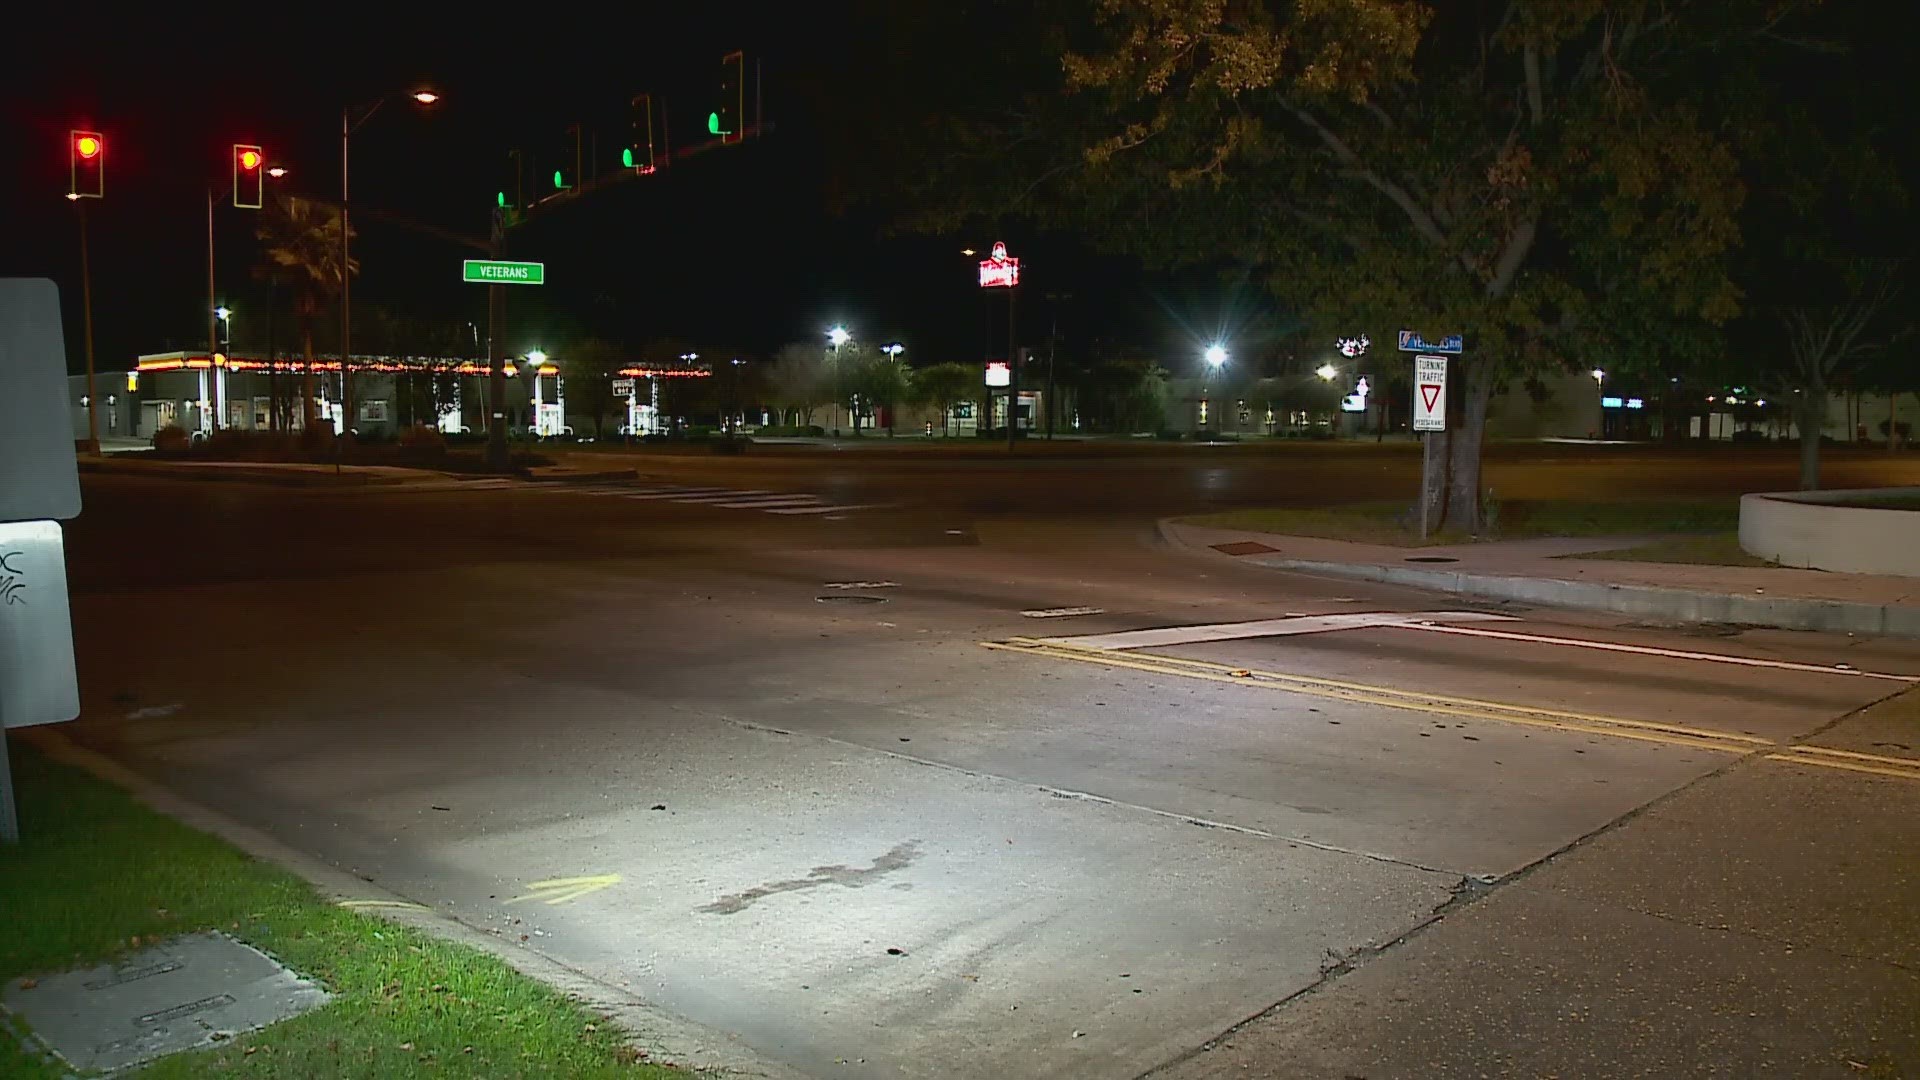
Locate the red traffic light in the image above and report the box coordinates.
[75,134,102,159]
[238,147,262,171]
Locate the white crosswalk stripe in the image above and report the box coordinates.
[765,503,890,516]
[713,495,824,509]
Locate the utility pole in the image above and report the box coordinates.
[1006,289,1019,451]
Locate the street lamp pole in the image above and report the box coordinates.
[341,90,438,439]
[78,199,99,452]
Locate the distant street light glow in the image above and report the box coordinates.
[1316,363,1339,380]
[827,327,850,347]
[526,350,547,366]
[1204,344,1228,367]
[412,91,440,104]
[1591,369,1605,383]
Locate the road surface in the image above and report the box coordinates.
[52,445,1920,1077]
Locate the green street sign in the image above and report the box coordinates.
[462,259,545,286]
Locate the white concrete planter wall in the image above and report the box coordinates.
[1739,488,1920,577]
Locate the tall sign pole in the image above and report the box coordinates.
[978,242,1021,448]
[1403,331,1462,539]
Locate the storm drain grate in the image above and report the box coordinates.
[1403,556,1461,563]
[816,595,889,605]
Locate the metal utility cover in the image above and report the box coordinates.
[2,932,331,1074]
[0,279,82,524]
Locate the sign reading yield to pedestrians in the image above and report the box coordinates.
[1413,354,1448,432]
[462,259,545,285]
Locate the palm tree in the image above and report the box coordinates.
[256,195,356,428]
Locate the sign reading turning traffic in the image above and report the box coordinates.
[1413,355,1448,432]
[462,260,546,286]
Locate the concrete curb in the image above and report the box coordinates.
[18,727,805,1080]
[1157,519,1920,639]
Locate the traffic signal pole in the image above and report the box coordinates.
[486,207,509,472]
[79,200,99,453]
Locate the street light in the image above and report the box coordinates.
[342,88,440,429]
[1316,363,1339,381]
[206,162,285,431]
[1205,344,1228,368]
[826,327,850,348]
[881,343,905,359]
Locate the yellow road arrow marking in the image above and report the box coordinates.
[507,874,622,906]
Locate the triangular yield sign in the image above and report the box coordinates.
[1420,383,1442,411]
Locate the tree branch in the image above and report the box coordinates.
[1286,103,1450,249]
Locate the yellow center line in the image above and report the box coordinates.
[982,639,1920,783]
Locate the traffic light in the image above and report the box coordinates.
[496,149,525,210]
[710,51,744,142]
[550,125,581,192]
[233,144,264,208]
[69,130,104,199]
[624,94,656,173]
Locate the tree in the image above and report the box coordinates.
[913,362,979,435]
[1720,7,1913,489]
[908,0,1779,531]
[562,339,628,439]
[768,343,830,426]
[257,195,356,430]
[851,351,912,435]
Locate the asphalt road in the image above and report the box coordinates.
[46,445,1920,1077]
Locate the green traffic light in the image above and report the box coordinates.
[622,148,635,169]
[708,112,722,135]
[553,169,564,189]
[496,191,506,208]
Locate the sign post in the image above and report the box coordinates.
[1402,336,1456,540]
[2,279,86,842]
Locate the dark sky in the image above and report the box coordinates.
[1,5,1234,375]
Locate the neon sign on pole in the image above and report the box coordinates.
[978,241,1020,288]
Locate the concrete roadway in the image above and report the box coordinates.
[53,447,1920,1077]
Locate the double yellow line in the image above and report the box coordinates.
[982,638,1920,781]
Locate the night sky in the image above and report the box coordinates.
[1,6,1245,375]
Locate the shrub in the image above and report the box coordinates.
[1154,430,1185,441]
[398,424,446,452]
[152,425,190,452]
[299,424,337,451]
[709,434,750,454]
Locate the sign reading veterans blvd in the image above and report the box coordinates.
[462,259,545,285]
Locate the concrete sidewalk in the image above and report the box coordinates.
[1160,518,1920,638]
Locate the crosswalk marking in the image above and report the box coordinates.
[766,503,890,516]
[617,488,740,500]
[668,490,776,503]
[715,495,824,509]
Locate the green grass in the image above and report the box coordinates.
[0,741,688,1079]
[1561,533,1774,567]
[1186,498,1741,548]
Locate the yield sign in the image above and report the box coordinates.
[1413,354,1447,432]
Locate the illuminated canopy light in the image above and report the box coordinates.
[75,135,102,159]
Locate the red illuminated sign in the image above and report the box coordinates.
[984,361,1011,387]
[978,241,1020,288]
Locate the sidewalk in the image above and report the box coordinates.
[1160,518,1920,637]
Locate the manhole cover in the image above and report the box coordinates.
[1404,556,1460,563]
[816,595,888,604]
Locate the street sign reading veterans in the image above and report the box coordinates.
[1413,355,1448,432]
[1398,330,1463,354]
[462,259,545,285]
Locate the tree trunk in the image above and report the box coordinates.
[1797,378,1826,491]
[1443,361,1496,534]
